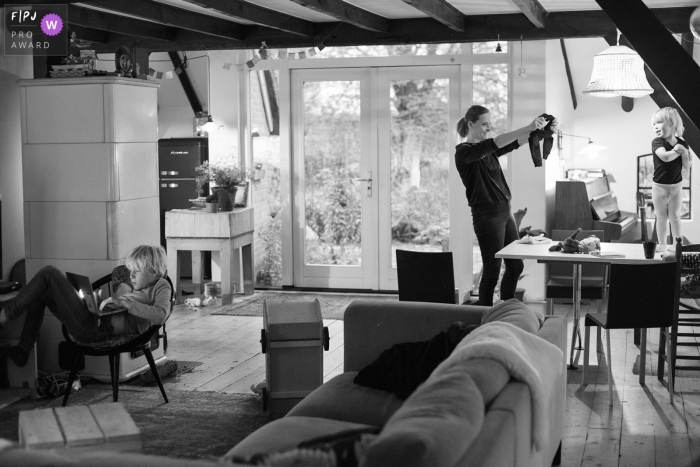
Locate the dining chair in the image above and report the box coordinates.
[658,238,700,401]
[546,229,607,315]
[396,249,457,304]
[61,267,174,406]
[582,255,680,405]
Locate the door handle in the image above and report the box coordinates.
[160,171,179,176]
[160,183,179,188]
[352,170,372,197]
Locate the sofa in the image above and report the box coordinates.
[0,299,566,467]
[225,299,567,467]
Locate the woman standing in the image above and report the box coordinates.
[650,107,690,252]
[455,105,555,306]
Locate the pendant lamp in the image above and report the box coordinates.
[583,41,653,99]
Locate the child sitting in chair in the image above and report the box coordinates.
[0,245,171,368]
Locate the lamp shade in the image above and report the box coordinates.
[583,45,653,99]
[577,141,607,154]
[691,6,700,41]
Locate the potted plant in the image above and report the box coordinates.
[195,161,246,211]
[205,193,218,213]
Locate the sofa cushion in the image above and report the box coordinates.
[223,416,377,461]
[231,427,379,466]
[353,321,478,399]
[361,363,485,467]
[287,372,403,428]
[481,298,543,334]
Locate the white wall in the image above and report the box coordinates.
[0,23,32,279]
[509,40,548,301]
[546,37,700,243]
[207,50,247,167]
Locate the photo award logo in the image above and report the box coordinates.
[4,4,68,56]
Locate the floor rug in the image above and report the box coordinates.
[210,291,398,320]
[0,383,280,461]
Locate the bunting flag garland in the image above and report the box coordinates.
[244,41,325,69]
[144,38,330,79]
[148,60,186,80]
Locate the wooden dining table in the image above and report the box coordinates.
[496,240,665,369]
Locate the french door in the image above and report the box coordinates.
[291,65,458,290]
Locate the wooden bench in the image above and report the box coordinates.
[18,402,141,455]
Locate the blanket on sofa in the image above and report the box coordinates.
[431,321,564,452]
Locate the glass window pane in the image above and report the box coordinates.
[472,64,508,291]
[638,154,653,188]
[314,43,462,59]
[303,80,362,265]
[389,78,451,268]
[682,188,691,219]
[251,70,283,287]
[472,41,507,54]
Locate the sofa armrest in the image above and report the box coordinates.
[343,299,488,372]
[537,316,567,358]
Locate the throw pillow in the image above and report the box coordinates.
[480,298,542,334]
[353,321,479,399]
[230,427,379,467]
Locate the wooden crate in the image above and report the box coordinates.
[261,299,329,415]
[18,402,142,455]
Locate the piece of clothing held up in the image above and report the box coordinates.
[528,113,555,167]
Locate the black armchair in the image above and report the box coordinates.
[61,271,174,406]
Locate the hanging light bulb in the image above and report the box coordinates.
[583,31,653,98]
[517,35,526,78]
[495,34,502,53]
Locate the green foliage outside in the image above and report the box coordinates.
[256,164,283,286]
[252,44,512,283]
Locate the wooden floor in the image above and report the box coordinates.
[163,295,700,466]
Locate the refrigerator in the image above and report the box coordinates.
[158,138,209,278]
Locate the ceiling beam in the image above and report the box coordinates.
[595,0,700,159]
[46,5,694,52]
[67,5,176,42]
[180,0,314,37]
[78,0,246,42]
[263,8,691,48]
[559,39,576,110]
[615,35,700,156]
[287,0,389,32]
[399,0,465,32]
[169,52,203,115]
[505,0,547,28]
[68,24,109,44]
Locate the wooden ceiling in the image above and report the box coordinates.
[5,0,698,52]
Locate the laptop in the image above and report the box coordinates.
[66,272,128,316]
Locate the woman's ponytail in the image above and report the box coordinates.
[456,105,489,139]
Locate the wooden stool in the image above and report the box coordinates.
[165,207,254,305]
[19,402,141,455]
[261,299,329,415]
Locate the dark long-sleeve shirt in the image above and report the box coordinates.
[454,138,520,215]
[651,136,688,185]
